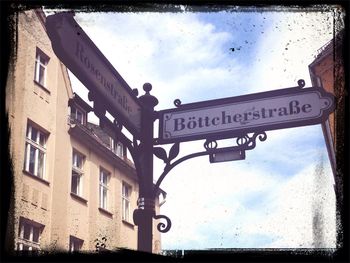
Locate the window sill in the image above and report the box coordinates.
[70,193,88,204]
[122,220,134,229]
[98,208,113,218]
[34,80,50,94]
[23,170,50,186]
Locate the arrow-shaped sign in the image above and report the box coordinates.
[158,84,335,144]
[46,12,142,136]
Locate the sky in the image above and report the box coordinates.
[45,5,342,250]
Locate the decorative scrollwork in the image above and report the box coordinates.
[153,142,180,165]
[153,214,172,233]
[236,134,249,146]
[204,140,218,151]
[154,147,168,163]
[88,91,94,101]
[297,79,305,88]
[257,132,267,142]
[132,88,139,97]
[153,132,268,201]
[240,132,267,150]
[168,142,180,162]
[174,99,182,107]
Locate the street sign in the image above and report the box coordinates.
[209,150,246,163]
[158,86,335,144]
[46,12,142,136]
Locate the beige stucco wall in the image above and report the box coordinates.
[6,9,66,250]
[6,9,163,254]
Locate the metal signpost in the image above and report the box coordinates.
[46,12,142,136]
[46,12,335,254]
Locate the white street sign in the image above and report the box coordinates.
[158,86,334,144]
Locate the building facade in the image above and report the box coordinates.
[5,9,164,253]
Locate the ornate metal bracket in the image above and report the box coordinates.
[152,131,267,198]
[153,214,172,233]
[133,198,172,233]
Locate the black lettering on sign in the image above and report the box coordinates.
[171,99,313,132]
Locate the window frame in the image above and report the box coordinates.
[34,48,49,88]
[122,182,132,223]
[99,168,110,211]
[17,217,43,251]
[70,105,85,125]
[24,123,47,179]
[110,137,124,158]
[71,150,85,197]
[69,235,84,252]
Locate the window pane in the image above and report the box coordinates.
[103,188,107,209]
[125,202,129,221]
[72,152,76,167]
[37,150,44,178]
[73,152,84,169]
[39,65,45,86]
[35,60,39,81]
[32,227,40,243]
[23,224,31,240]
[117,143,123,157]
[99,186,107,209]
[122,185,126,197]
[100,185,103,207]
[39,132,46,146]
[31,127,38,142]
[29,146,36,174]
[100,171,107,184]
[23,245,31,251]
[110,138,114,150]
[70,107,76,117]
[70,237,83,252]
[18,243,23,250]
[71,173,79,194]
[76,110,83,124]
[77,154,83,169]
[122,184,130,198]
[26,125,31,138]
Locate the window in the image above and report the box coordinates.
[69,236,83,252]
[71,150,85,196]
[99,168,110,210]
[17,218,43,251]
[122,183,131,222]
[70,106,85,125]
[34,48,49,87]
[24,123,47,179]
[110,137,123,158]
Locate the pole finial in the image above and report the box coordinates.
[143,83,152,93]
[139,82,158,109]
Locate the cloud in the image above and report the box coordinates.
[160,153,336,249]
[74,12,239,109]
[159,154,283,249]
[61,9,337,250]
[243,161,336,248]
[245,10,334,92]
